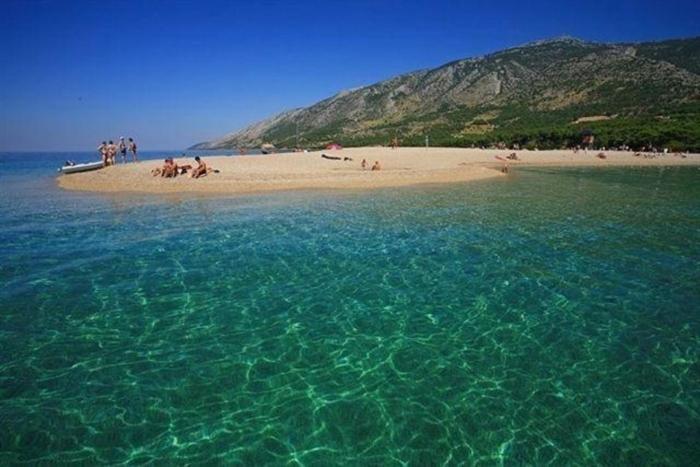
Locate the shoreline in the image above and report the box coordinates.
[57,147,700,195]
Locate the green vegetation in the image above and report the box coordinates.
[340,104,700,152]
[636,37,700,75]
[453,116,700,152]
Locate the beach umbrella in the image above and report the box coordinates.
[326,143,342,150]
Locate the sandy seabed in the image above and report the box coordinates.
[57,147,700,195]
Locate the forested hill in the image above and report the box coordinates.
[192,36,700,151]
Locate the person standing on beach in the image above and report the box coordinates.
[98,141,108,164]
[118,137,127,164]
[107,141,117,165]
[128,138,138,162]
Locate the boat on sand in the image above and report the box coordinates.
[58,161,105,174]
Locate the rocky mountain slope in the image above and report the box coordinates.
[191,36,700,151]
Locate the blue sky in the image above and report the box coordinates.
[1,0,699,151]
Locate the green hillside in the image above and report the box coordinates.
[192,36,700,152]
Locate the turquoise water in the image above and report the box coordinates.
[1,154,699,465]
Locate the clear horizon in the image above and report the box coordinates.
[2,0,699,152]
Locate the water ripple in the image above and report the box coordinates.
[1,167,699,464]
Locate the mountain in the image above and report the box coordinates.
[191,36,700,151]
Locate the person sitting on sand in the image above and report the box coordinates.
[371,161,381,171]
[153,158,178,177]
[361,159,367,170]
[191,156,207,178]
[166,159,179,177]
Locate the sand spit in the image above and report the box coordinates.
[57,147,700,195]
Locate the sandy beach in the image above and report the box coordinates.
[57,147,700,195]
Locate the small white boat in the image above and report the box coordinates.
[58,161,105,174]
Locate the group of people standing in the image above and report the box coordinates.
[98,137,138,165]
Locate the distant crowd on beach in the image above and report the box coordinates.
[98,137,138,165]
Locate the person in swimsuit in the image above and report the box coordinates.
[128,138,138,162]
[191,156,207,178]
[107,141,117,165]
[371,161,381,171]
[151,159,175,176]
[118,137,127,163]
[98,141,108,164]
[162,158,178,177]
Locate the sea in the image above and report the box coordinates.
[1,151,699,465]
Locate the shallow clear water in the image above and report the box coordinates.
[1,153,699,464]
